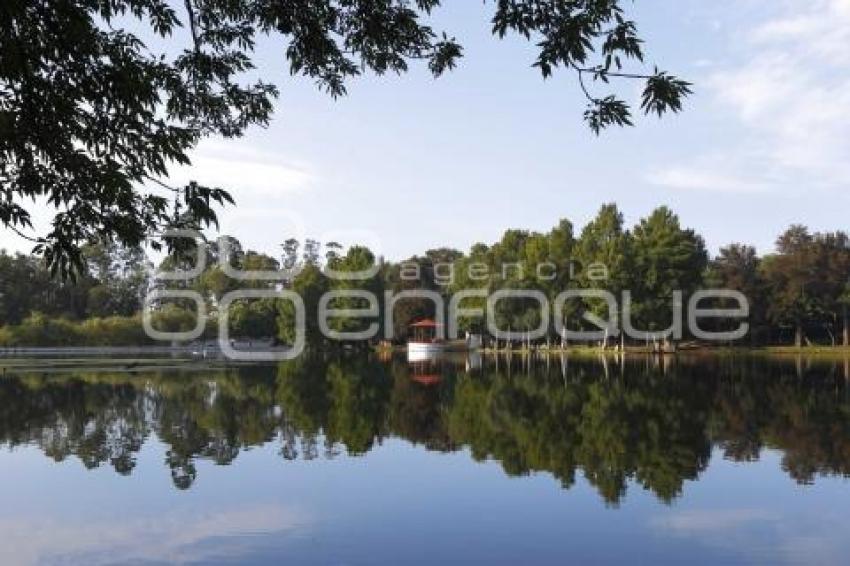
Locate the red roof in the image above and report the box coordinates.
[410,319,441,328]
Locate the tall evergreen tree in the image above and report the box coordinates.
[575,204,632,346]
[630,207,707,344]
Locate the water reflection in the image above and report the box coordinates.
[1,353,848,504]
[0,504,308,565]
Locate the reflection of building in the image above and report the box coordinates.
[406,351,482,385]
[408,353,443,386]
[409,362,442,386]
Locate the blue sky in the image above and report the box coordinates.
[4,0,850,260]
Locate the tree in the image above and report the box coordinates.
[281,238,300,273]
[324,246,384,344]
[710,244,766,344]
[302,239,322,266]
[0,249,92,322]
[383,256,438,341]
[447,243,491,337]
[229,298,277,339]
[278,244,383,348]
[714,244,760,293]
[575,204,632,347]
[0,251,45,324]
[484,229,546,341]
[2,1,690,276]
[630,207,707,345]
[277,262,329,347]
[324,241,343,268]
[81,240,151,316]
[762,226,818,347]
[812,232,850,347]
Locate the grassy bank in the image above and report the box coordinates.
[739,345,850,358]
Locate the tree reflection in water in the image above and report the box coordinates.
[0,354,848,503]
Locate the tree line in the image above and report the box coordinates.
[1,204,848,348]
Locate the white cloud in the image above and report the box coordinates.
[751,15,823,44]
[161,140,317,251]
[651,506,850,565]
[750,0,850,63]
[652,508,779,534]
[0,503,310,565]
[647,166,769,193]
[165,140,316,197]
[651,0,850,193]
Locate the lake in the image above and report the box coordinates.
[1,352,849,565]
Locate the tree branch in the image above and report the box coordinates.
[145,175,181,193]
[6,224,40,243]
[184,0,201,55]
[573,65,598,104]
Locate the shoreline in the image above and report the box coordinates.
[373,343,850,358]
[3,344,849,360]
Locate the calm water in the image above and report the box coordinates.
[1,353,849,565]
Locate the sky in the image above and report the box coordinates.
[3,0,850,261]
